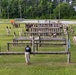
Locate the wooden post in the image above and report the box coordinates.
[39,35,41,47]
[66,33,69,52]
[7,43,9,51]
[32,36,35,52]
[36,43,38,51]
[67,52,71,64]
[66,30,71,63]
[0,44,1,52]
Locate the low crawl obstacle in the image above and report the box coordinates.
[0,51,70,63]
[0,21,71,63]
[6,33,71,63]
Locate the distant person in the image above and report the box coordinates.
[19,31,22,37]
[26,28,29,32]
[13,32,16,38]
[63,28,67,35]
[71,29,74,35]
[9,27,11,32]
[21,28,23,33]
[73,35,76,46]
[10,20,15,24]
[25,45,31,65]
[13,32,17,46]
[53,33,57,37]
[6,26,10,36]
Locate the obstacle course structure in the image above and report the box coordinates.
[0,21,71,63]
[5,21,71,63]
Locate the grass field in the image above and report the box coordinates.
[0,20,76,75]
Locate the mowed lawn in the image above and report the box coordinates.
[0,21,76,75]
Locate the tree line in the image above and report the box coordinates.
[0,0,76,19]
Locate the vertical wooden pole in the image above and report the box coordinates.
[32,36,35,52]
[66,33,69,52]
[67,52,71,64]
[66,29,71,63]
[7,43,9,51]
[36,43,38,51]
[39,35,41,47]
[0,43,1,52]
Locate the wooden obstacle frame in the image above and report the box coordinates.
[0,22,71,63]
[25,22,63,36]
[7,37,66,51]
[6,32,71,63]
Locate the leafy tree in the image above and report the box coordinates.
[0,0,76,19]
[53,2,75,19]
[1,0,8,18]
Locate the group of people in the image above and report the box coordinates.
[14,28,24,38]
[6,26,24,38]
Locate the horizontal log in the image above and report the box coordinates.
[31,27,61,28]
[13,37,66,41]
[7,42,32,44]
[0,52,24,55]
[31,51,70,54]
[25,32,62,34]
[7,42,66,45]
[0,51,70,55]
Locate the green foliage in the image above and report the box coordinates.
[53,3,75,19]
[0,0,76,19]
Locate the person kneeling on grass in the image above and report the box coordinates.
[25,45,31,65]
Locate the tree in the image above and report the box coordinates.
[53,2,75,19]
[1,0,8,18]
[0,0,76,19]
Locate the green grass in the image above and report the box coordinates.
[0,21,76,75]
[0,55,76,75]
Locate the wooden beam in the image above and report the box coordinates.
[13,37,66,41]
[0,51,71,63]
[0,52,24,55]
[31,51,70,54]
[7,42,66,51]
[0,51,70,55]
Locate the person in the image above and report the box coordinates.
[19,31,22,37]
[13,32,16,38]
[73,35,76,46]
[53,33,57,37]
[6,26,10,36]
[9,27,11,32]
[25,45,31,65]
[10,20,15,24]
